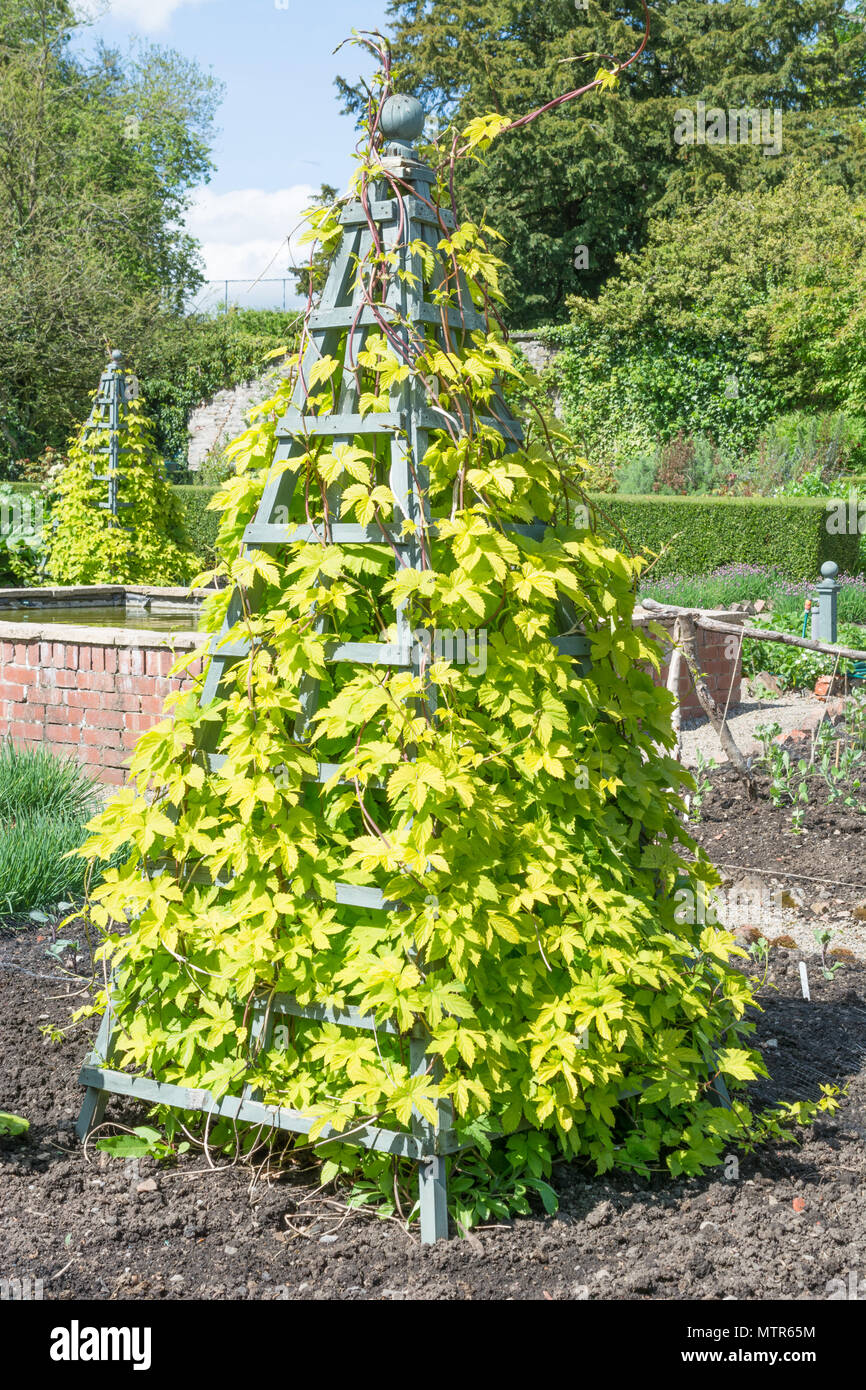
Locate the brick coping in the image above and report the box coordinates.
[0,583,207,605]
[0,621,201,649]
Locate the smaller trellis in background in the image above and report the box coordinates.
[84,348,140,525]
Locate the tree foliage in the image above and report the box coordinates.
[0,0,222,470]
[551,168,866,466]
[339,1,866,325]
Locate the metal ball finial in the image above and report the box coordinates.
[110,348,124,365]
[379,94,426,152]
[821,560,839,580]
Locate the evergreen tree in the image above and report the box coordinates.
[338,1,866,325]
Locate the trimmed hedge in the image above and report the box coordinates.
[172,484,220,567]
[589,494,862,580]
[14,480,858,582]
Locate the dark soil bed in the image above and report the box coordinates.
[688,762,866,915]
[2,921,865,1302]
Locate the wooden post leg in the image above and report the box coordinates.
[711,1073,732,1110]
[74,1004,113,1141]
[418,1155,449,1244]
[410,1027,451,1243]
[75,1086,108,1142]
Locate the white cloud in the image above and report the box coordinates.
[75,0,217,34]
[185,184,317,284]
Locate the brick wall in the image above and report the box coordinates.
[0,609,743,783]
[637,609,743,720]
[0,626,200,786]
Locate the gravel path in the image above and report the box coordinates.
[679,690,831,768]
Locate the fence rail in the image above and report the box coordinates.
[187,278,300,316]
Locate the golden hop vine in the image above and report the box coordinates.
[74,72,835,1226]
[47,383,197,587]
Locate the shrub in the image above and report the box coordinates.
[606,415,865,500]
[0,482,46,586]
[592,494,861,580]
[7,445,67,490]
[743,613,866,690]
[762,413,866,492]
[614,451,659,496]
[650,432,731,496]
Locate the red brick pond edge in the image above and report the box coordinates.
[0,589,742,784]
[0,586,202,785]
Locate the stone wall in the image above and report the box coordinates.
[510,332,560,374]
[185,336,559,468]
[187,361,293,470]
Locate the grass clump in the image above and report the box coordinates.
[0,742,98,820]
[0,742,104,915]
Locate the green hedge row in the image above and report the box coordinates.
[11,479,860,581]
[588,494,862,579]
[172,485,220,566]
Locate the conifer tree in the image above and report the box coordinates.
[339,1,866,324]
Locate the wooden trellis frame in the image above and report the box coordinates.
[84,348,138,525]
[75,103,590,1242]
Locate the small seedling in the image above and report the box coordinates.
[687,751,716,822]
[754,721,783,762]
[95,1125,188,1163]
[814,927,843,980]
[0,1111,29,1137]
[44,938,78,961]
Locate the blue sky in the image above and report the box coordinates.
[74,0,391,306]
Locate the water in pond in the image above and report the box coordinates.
[0,604,201,633]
